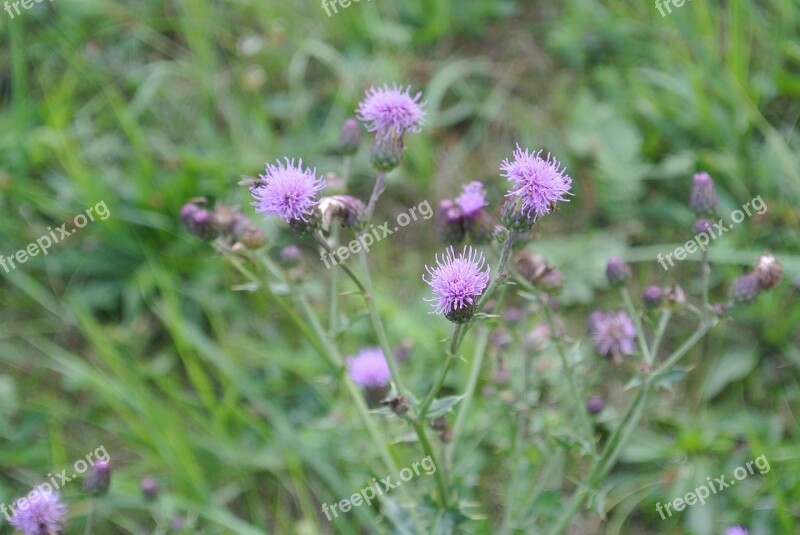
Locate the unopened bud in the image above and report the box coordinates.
[437,199,466,245]
[370,132,404,172]
[180,201,218,240]
[605,257,632,287]
[689,172,719,216]
[501,196,535,233]
[83,460,112,497]
[730,272,761,305]
[337,118,361,156]
[140,476,159,502]
[587,396,605,414]
[642,285,663,308]
[278,245,303,268]
[318,195,366,232]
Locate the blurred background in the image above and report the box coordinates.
[1,0,799,533]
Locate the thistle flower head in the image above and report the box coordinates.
[251,158,325,224]
[589,310,637,358]
[9,489,68,535]
[725,527,748,535]
[642,285,663,308]
[587,396,605,414]
[423,246,491,323]
[347,347,391,389]
[501,145,572,222]
[730,272,761,304]
[689,172,719,215]
[605,257,632,286]
[356,83,426,137]
[337,118,361,155]
[455,181,488,218]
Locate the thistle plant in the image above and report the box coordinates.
[178,82,784,533]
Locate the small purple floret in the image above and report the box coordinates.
[455,181,488,218]
[589,310,637,358]
[725,526,748,535]
[251,158,325,224]
[423,245,491,317]
[9,489,68,535]
[501,145,572,221]
[356,83,426,137]
[347,347,392,388]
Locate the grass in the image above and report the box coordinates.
[1,0,799,533]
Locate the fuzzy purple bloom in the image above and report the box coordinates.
[251,158,325,224]
[501,145,572,221]
[589,310,637,358]
[9,489,68,535]
[356,83,426,137]
[347,347,392,388]
[642,285,663,308]
[455,181,489,218]
[423,246,490,322]
[725,526,748,535]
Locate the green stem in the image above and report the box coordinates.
[445,325,490,470]
[329,222,340,334]
[413,419,450,508]
[543,301,595,452]
[418,324,463,418]
[84,499,95,535]
[650,309,672,362]
[621,287,652,364]
[546,320,714,535]
[358,247,408,395]
[365,171,386,219]
[700,248,710,319]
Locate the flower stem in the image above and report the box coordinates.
[650,309,672,361]
[621,287,652,364]
[329,222,341,334]
[365,171,386,219]
[546,320,714,535]
[418,323,463,418]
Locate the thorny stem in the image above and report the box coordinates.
[547,320,715,535]
[621,287,652,365]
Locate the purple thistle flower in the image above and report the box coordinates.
[726,526,748,535]
[347,347,392,388]
[455,181,488,218]
[251,158,325,224]
[589,310,637,359]
[356,83,426,137]
[423,246,491,323]
[9,488,68,535]
[501,145,572,222]
[642,285,663,308]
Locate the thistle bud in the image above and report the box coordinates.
[370,133,404,172]
[689,172,719,216]
[694,218,713,236]
[605,257,632,287]
[445,303,478,324]
[213,203,237,234]
[642,285,663,308]
[180,201,218,240]
[380,395,409,415]
[501,196,535,233]
[664,283,687,310]
[318,195,366,232]
[337,118,361,156]
[587,396,605,414]
[140,476,159,502]
[754,252,782,291]
[287,208,322,236]
[437,199,466,245]
[238,226,267,249]
[278,245,303,269]
[730,272,761,305]
[83,460,111,497]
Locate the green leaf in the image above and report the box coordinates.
[701,348,758,400]
[425,395,464,419]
